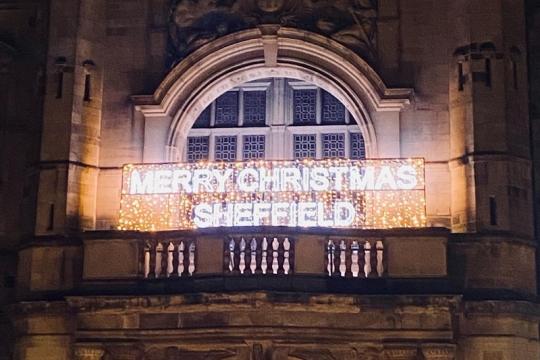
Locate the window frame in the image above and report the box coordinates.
[185,79,366,162]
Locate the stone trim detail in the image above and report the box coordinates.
[421,343,456,360]
[382,344,418,360]
[107,346,144,360]
[74,346,105,360]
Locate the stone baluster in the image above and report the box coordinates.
[239,237,246,274]
[327,239,335,276]
[74,346,104,360]
[376,240,384,277]
[250,238,257,274]
[188,241,196,275]
[166,242,174,277]
[228,238,236,272]
[421,343,456,360]
[339,240,347,277]
[272,237,279,274]
[261,237,268,274]
[351,240,360,277]
[363,241,372,277]
[177,241,185,276]
[283,237,290,274]
[155,242,163,278]
[143,243,151,279]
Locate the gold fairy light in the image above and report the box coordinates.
[118,158,427,231]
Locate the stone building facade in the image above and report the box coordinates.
[1,0,540,359]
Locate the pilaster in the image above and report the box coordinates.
[448,0,536,296]
[35,0,106,235]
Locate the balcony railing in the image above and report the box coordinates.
[225,236,294,275]
[143,239,196,278]
[326,239,384,278]
[80,228,449,282]
[140,236,386,279]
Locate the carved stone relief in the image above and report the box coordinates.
[169,0,378,65]
[144,347,238,360]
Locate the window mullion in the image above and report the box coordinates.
[210,102,216,127]
[209,134,215,161]
[237,134,243,160]
[238,89,244,127]
[316,132,322,159]
[316,88,322,125]
[345,131,351,158]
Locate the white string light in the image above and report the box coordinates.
[118,159,426,231]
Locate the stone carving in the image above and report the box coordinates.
[107,346,144,360]
[73,346,105,360]
[421,343,456,360]
[145,347,237,360]
[169,0,378,65]
[252,343,264,360]
[288,349,336,360]
[355,346,382,360]
[382,345,418,360]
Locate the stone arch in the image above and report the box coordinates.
[134,27,412,162]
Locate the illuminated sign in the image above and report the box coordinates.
[119,159,426,231]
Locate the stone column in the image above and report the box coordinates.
[382,344,418,360]
[421,344,456,360]
[73,346,104,360]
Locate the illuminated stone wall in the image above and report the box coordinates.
[1,0,539,359]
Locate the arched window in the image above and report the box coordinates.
[184,78,366,162]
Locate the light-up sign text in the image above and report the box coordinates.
[119,159,426,230]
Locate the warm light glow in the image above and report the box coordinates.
[118,158,426,230]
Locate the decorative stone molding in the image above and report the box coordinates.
[463,300,540,319]
[107,346,144,360]
[133,26,414,162]
[382,345,418,360]
[74,346,105,360]
[289,349,336,360]
[145,346,237,360]
[421,344,456,360]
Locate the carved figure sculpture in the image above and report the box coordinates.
[169,0,378,66]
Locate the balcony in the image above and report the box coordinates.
[142,236,387,279]
[78,227,450,294]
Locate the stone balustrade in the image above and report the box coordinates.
[326,238,384,277]
[225,236,294,275]
[76,228,449,282]
[143,239,196,278]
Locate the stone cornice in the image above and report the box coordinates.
[65,292,459,313]
[463,300,540,319]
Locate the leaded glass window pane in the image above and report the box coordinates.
[293,134,316,159]
[187,136,209,163]
[243,91,266,126]
[322,91,346,124]
[193,107,211,128]
[215,136,237,161]
[350,132,366,159]
[322,133,345,158]
[243,135,265,160]
[293,89,317,125]
[215,92,239,126]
